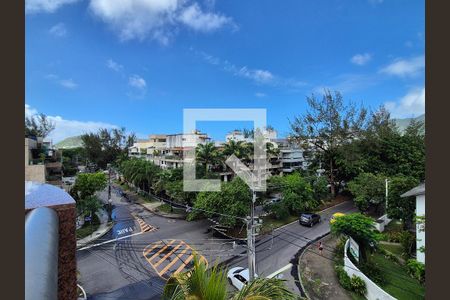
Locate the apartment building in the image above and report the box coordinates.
[272,138,308,174]
[25,137,63,186]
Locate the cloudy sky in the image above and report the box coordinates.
[25,0,424,142]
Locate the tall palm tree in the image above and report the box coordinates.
[163,255,296,300]
[196,142,221,176]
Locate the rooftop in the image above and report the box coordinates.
[25,181,75,210]
[401,183,425,198]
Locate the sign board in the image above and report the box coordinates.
[84,216,92,222]
[349,237,360,262]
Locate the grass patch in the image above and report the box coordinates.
[156,203,186,215]
[380,243,403,257]
[76,214,100,240]
[369,253,425,300]
[260,214,298,235]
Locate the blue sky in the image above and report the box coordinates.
[25,0,425,142]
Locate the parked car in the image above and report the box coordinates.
[330,212,345,224]
[299,213,321,227]
[227,267,258,291]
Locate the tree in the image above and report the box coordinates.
[81,127,136,169]
[119,158,160,192]
[270,173,316,214]
[222,140,252,165]
[188,177,251,227]
[71,172,107,200]
[290,90,367,197]
[25,113,56,138]
[347,173,386,214]
[80,195,103,217]
[386,176,419,230]
[331,213,379,262]
[163,255,296,300]
[196,142,221,176]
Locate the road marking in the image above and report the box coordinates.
[132,213,157,233]
[142,239,207,280]
[266,263,293,279]
[147,240,176,262]
[144,241,163,256]
[159,247,189,275]
[77,231,144,251]
[153,242,185,268]
[174,254,194,275]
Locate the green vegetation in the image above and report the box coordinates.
[163,255,296,300]
[331,213,379,262]
[370,253,425,300]
[25,113,55,138]
[71,172,107,217]
[76,214,100,240]
[157,203,186,215]
[380,243,403,257]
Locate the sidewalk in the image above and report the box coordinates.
[138,199,187,219]
[76,208,113,249]
[298,234,351,300]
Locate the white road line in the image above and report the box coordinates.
[77,231,144,251]
[266,263,293,279]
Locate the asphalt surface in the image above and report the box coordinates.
[77,187,357,299]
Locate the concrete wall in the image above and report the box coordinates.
[344,239,397,300]
[374,214,392,232]
[25,165,46,183]
[416,194,425,263]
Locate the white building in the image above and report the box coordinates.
[273,139,308,173]
[401,183,425,263]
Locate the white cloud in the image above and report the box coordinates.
[236,66,274,84]
[313,73,378,94]
[106,59,123,72]
[49,23,68,37]
[59,79,78,89]
[128,75,147,89]
[380,55,425,78]
[25,104,118,143]
[384,87,425,118]
[255,92,267,98]
[45,74,78,89]
[350,53,372,66]
[88,0,234,44]
[178,3,233,32]
[26,0,80,14]
[194,49,306,89]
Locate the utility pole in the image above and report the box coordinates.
[385,178,389,215]
[107,163,112,221]
[247,190,257,281]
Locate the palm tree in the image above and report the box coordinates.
[163,255,296,300]
[196,142,221,176]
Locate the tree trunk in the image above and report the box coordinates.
[329,159,336,197]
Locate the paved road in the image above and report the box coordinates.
[224,200,358,293]
[77,186,357,299]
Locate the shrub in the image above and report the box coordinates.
[359,260,386,286]
[271,202,290,220]
[406,259,425,284]
[399,231,416,259]
[350,275,367,296]
[335,265,352,290]
[334,237,347,260]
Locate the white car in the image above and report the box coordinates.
[227,267,257,291]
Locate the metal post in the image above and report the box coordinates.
[107,164,112,221]
[385,178,389,214]
[247,189,257,281]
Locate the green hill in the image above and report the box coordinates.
[54,136,84,149]
[393,114,425,134]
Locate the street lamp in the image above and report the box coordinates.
[108,198,113,222]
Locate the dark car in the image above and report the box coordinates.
[299,213,321,227]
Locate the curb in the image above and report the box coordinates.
[76,222,113,249]
[295,232,331,299]
[138,201,186,220]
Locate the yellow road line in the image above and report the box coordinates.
[153,241,185,268]
[174,254,194,275]
[147,240,175,262]
[143,242,163,256]
[158,247,190,276]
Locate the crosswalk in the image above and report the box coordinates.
[143,239,207,280]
